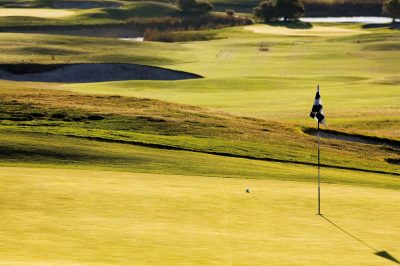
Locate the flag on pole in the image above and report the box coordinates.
[310,85,326,126]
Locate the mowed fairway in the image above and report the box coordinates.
[0,8,76,18]
[0,167,399,265]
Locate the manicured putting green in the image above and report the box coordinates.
[0,8,75,18]
[0,167,399,265]
[244,24,368,36]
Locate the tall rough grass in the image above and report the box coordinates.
[126,14,253,31]
[144,29,220,42]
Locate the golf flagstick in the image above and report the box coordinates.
[309,85,326,215]
[317,120,320,215]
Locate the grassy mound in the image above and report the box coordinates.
[83,2,179,20]
[0,87,398,182]
[0,2,179,27]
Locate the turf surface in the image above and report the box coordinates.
[0,167,399,265]
[0,13,399,265]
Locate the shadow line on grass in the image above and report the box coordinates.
[320,215,399,264]
[67,134,400,177]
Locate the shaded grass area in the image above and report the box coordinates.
[144,29,222,42]
[363,42,400,51]
[0,167,399,265]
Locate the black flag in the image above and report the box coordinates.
[310,85,326,126]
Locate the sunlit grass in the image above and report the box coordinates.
[0,8,76,18]
[0,167,399,265]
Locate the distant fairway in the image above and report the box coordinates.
[0,8,75,18]
[43,24,399,138]
[0,167,398,265]
[244,24,368,36]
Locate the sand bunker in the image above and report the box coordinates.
[0,63,202,83]
[245,25,367,36]
[304,128,400,150]
[0,8,75,18]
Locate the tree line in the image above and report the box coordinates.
[176,0,399,23]
[253,0,399,23]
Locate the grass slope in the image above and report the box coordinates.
[0,25,398,177]
[0,2,179,27]
[81,2,179,20]
[0,167,399,265]
[1,129,399,189]
[0,32,180,64]
[0,88,398,181]
[52,25,398,139]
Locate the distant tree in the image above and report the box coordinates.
[253,0,304,22]
[253,0,277,22]
[275,0,305,21]
[196,1,213,14]
[383,0,400,23]
[177,0,195,11]
[225,9,235,17]
[177,0,213,15]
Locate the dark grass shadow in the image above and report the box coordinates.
[267,21,313,29]
[362,22,400,30]
[320,215,399,264]
[386,158,400,166]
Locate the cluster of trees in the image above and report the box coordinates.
[253,0,305,22]
[175,0,399,24]
[253,0,399,24]
[383,0,400,23]
[176,0,213,15]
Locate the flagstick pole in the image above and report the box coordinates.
[317,121,321,215]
